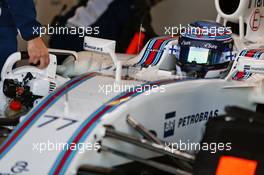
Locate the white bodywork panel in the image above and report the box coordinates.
[0,70,261,174]
[2,13,264,174]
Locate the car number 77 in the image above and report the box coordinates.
[38,115,78,131]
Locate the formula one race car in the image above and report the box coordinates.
[1,0,264,174]
[55,0,264,79]
[1,40,264,175]
[0,23,236,126]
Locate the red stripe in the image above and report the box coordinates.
[53,106,111,175]
[53,80,179,174]
[53,91,135,174]
[245,50,257,57]
[145,37,171,65]
[0,73,95,156]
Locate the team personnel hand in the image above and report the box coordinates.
[27,37,50,69]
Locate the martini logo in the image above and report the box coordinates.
[164,112,176,138]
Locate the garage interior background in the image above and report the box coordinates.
[18,0,217,50]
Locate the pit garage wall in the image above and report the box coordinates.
[18,0,217,50]
[151,0,217,35]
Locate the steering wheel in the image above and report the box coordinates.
[1,52,57,81]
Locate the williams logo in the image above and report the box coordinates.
[164,112,176,138]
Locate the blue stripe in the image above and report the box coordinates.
[58,119,100,175]
[137,41,152,65]
[258,52,263,58]
[49,91,128,175]
[243,51,248,56]
[253,52,258,58]
[152,38,176,65]
[0,74,95,159]
[138,36,168,65]
[152,39,173,65]
[49,82,168,174]
[139,38,158,65]
[255,51,264,59]
[240,50,264,58]
[244,72,252,80]
[240,50,247,56]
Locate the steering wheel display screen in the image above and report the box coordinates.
[187,47,209,64]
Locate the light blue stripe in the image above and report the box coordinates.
[152,39,172,65]
[49,106,105,175]
[253,52,259,58]
[58,120,100,175]
[139,36,168,65]
[139,38,158,65]
[137,41,152,65]
[255,51,263,59]
[49,83,160,174]
[0,74,95,159]
[152,38,176,65]
[49,91,128,175]
[240,50,247,56]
